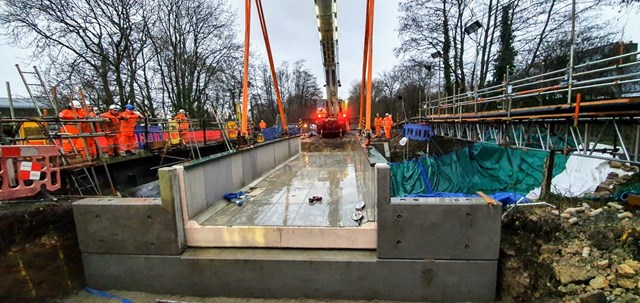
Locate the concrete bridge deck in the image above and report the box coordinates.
[200,151,365,227]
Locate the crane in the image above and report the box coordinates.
[314,0,349,137]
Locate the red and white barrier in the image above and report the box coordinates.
[0,145,61,200]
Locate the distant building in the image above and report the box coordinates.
[0,97,50,117]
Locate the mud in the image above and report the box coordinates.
[0,201,85,303]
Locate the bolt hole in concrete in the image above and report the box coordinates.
[95,214,100,220]
[396,240,402,245]
[146,215,152,221]
[466,212,471,217]
[396,214,402,219]
[465,244,470,249]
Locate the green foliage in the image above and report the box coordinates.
[493,3,517,84]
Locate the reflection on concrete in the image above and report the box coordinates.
[201,151,362,227]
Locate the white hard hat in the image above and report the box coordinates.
[108,104,118,110]
[71,100,82,109]
[385,113,389,116]
[179,109,185,114]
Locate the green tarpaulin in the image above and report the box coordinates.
[390,142,569,197]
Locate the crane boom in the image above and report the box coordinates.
[315,0,341,116]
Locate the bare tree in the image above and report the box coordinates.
[148,0,240,118]
[1,0,148,111]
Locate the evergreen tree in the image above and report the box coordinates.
[493,4,517,84]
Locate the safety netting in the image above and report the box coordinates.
[390,142,570,199]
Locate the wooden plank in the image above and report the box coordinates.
[476,191,497,206]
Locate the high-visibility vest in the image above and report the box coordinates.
[374,117,382,127]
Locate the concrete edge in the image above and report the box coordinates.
[184,220,377,249]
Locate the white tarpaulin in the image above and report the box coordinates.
[527,145,634,199]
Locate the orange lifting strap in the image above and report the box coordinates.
[358,0,373,131]
[255,0,288,132]
[241,0,289,136]
[241,0,251,136]
[364,0,375,132]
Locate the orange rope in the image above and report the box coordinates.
[364,0,375,132]
[358,0,372,130]
[255,0,287,131]
[241,0,251,136]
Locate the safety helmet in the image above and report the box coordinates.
[108,104,118,110]
[71,100,82,109]
[385,113,389,116]
[178,109,185,114]
[125,104,134,110]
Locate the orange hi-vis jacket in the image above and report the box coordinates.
[374,116,382,127]
[120,110,143,132]
[83,110,101,133]
[259,121,267,129]
[59,108,87,155]
[59,108,86,134]
[100,111,121,133]
[174,113,189,130]
[383,115,393,127]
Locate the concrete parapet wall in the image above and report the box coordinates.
[374,163,502,260]
[73,172,185,255]
[353,144,376,222]
[181,137,301,220]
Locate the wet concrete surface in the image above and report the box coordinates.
[201,151,363,227]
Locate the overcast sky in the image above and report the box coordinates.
[1,1,638,100]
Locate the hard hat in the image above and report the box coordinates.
[125,104,134,110]
[108,104,118,110]
[385,113,389,116]
[71,100,82,109]
[178,109,185,114]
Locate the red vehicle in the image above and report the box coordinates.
[313,100,349,138]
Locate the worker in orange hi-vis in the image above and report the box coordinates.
[373,113,383,137]
[59,100,87,156]
[383,113,394,140]
[259,120,267,131]
[119,104,144,155]
[100,104,122,157]
[81,103,100,158]
[173,109,189,144]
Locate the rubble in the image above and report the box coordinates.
[501,172,640,301]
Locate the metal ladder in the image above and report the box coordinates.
[211,111,234,152]
[32,119,102,196]
[183,114,202,160]
[15,64,58,116]
[69,167,101,196]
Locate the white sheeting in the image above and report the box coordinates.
[527,145,633,199]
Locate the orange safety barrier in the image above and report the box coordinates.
[0,145,61,200]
